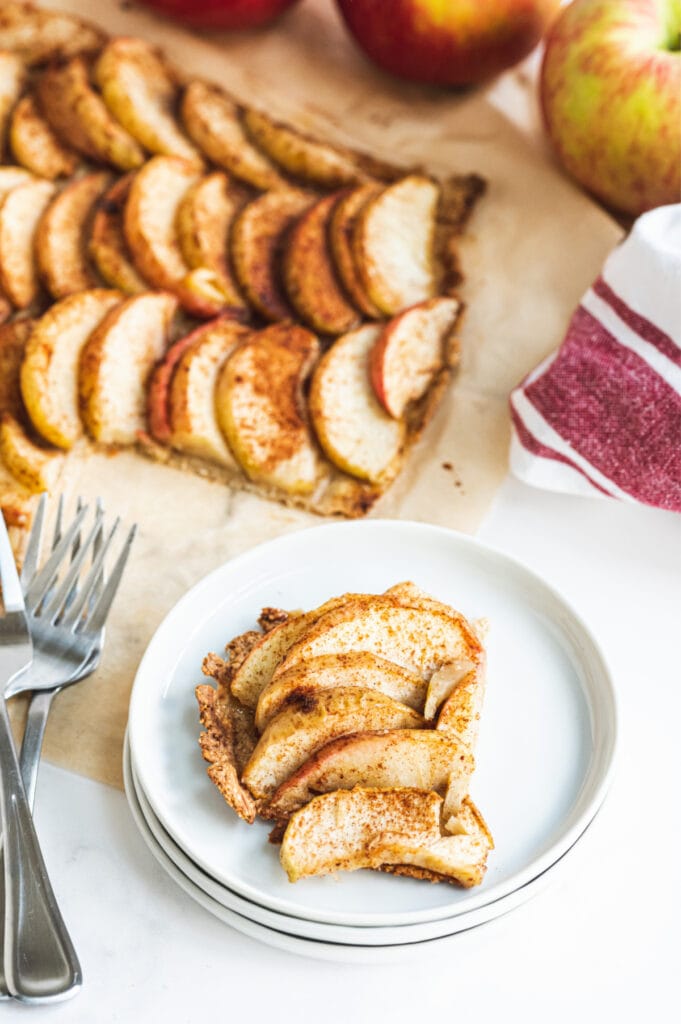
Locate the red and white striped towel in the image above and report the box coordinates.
[509,203,681,512]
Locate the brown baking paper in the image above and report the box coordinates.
[8,0,622,788]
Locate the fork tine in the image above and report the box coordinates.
[19,492,48,588]
[78,524,136,634]
[24,504,89,612]
[60,518,121,629]
[51,493,65,550]
[40,507,105,623]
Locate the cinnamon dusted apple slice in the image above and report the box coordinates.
[8,93,79,180]
[354,174,440,315]
[0,177,56,308]
[0,3,106,65]
[168,317,249,467]
[0,412,62,494]
[274,593,484,681]
[267,729,474,819]
[370,296,461,418]
[79,291,177,446]
[280,788,442,882]
[255,652,426,732]
[242,688,424,801]
[36,171,113,299]
[215,323,323,495]
[230,595,354,708]
[242,107,373,189]
[38,57,146,171]
[146,330,204,444]
[89,174,148,295]
[124,156,200,291]
[436,659,486,751]
[20,289,123,449]
[0,51,25,159]
[282,192,360,335]
[0,166,34,197]
[95,37,202,165]
[370,830,490,888]
[176,172,247,310]
[181,81,286,191]
[309,324,405,484]
[0,320,34,422]
[328,183,383,318]
[231,189,313,322]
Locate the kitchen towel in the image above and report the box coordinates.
[510,203,681,511]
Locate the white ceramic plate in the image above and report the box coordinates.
[128,520,617,927]
[126,734,591,947]
[123,738,580,964]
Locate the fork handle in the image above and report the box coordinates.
[19,688,57,809]
[0,698,81,1003]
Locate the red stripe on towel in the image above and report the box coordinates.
[593,276,681,367]
[524,306,681,511]
[510,407,613,497]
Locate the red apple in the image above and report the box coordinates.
[335,0,561,86]
[136,0,301,31]
[541,0,681,216]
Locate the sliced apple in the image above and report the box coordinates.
[8,93,79,180]
[89,174,148,295]
[282,192,360,335]
[242,687,424,801]
[20,289,123,449]
[0,166,34,197]
[94,36,201,166]
[354,175,440,316]
[0,3,106,65]
[328,183,383,318]
[0,412,62,494]
[0,51,25,160]
[0,177,56,308]
[168,316,249,467]
[280,788,442,882]
[36,171,112,300]
[146,330,204,444]
[176,172,246,310]
[181,81,286,191]
[79,291,177,446]
[255,652,426,733]
[436,661,486,752]
[370,296,461,419]
[242,107,377,189]
[309,324,405,484]
[123,155,200,291]
[275,593,483,681]
[215,322,323,495]
[370,831,489,888]
[231,189,313,322]
[229,596,353,708]
[38,57,146,171]
[0,320,34,421]
[267,729,474,819]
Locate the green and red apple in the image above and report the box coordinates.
[137,0,301,30]
[335,0,561,86]
[541,0,681,215]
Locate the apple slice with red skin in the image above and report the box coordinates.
[328,183,383,319]
[231,189,313,322]
[89,174,149,295]
[168,316,249,468]
[215,322,323,495]
[370,296,461,419]
[309,324,406,484]
[266,728,474,820]
[146,329,205,444]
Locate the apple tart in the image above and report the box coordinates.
[196,582,494,887]
[0,2,485,539]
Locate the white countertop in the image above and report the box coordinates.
[3,475,679,1022]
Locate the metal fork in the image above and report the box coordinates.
[0,500,136,1003]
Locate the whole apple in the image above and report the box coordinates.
[541,0,681,216]
[335,0,561,86]
[136,0,301,31]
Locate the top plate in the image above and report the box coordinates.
[127,520,616,927]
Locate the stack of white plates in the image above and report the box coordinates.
[125,521,617,963]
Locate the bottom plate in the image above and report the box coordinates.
[124,736,582,960]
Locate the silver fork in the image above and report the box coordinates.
[0,500,136,1003]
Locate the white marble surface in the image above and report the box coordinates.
[2,476,679,1021]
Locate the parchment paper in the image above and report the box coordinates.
[9,0,623,788]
